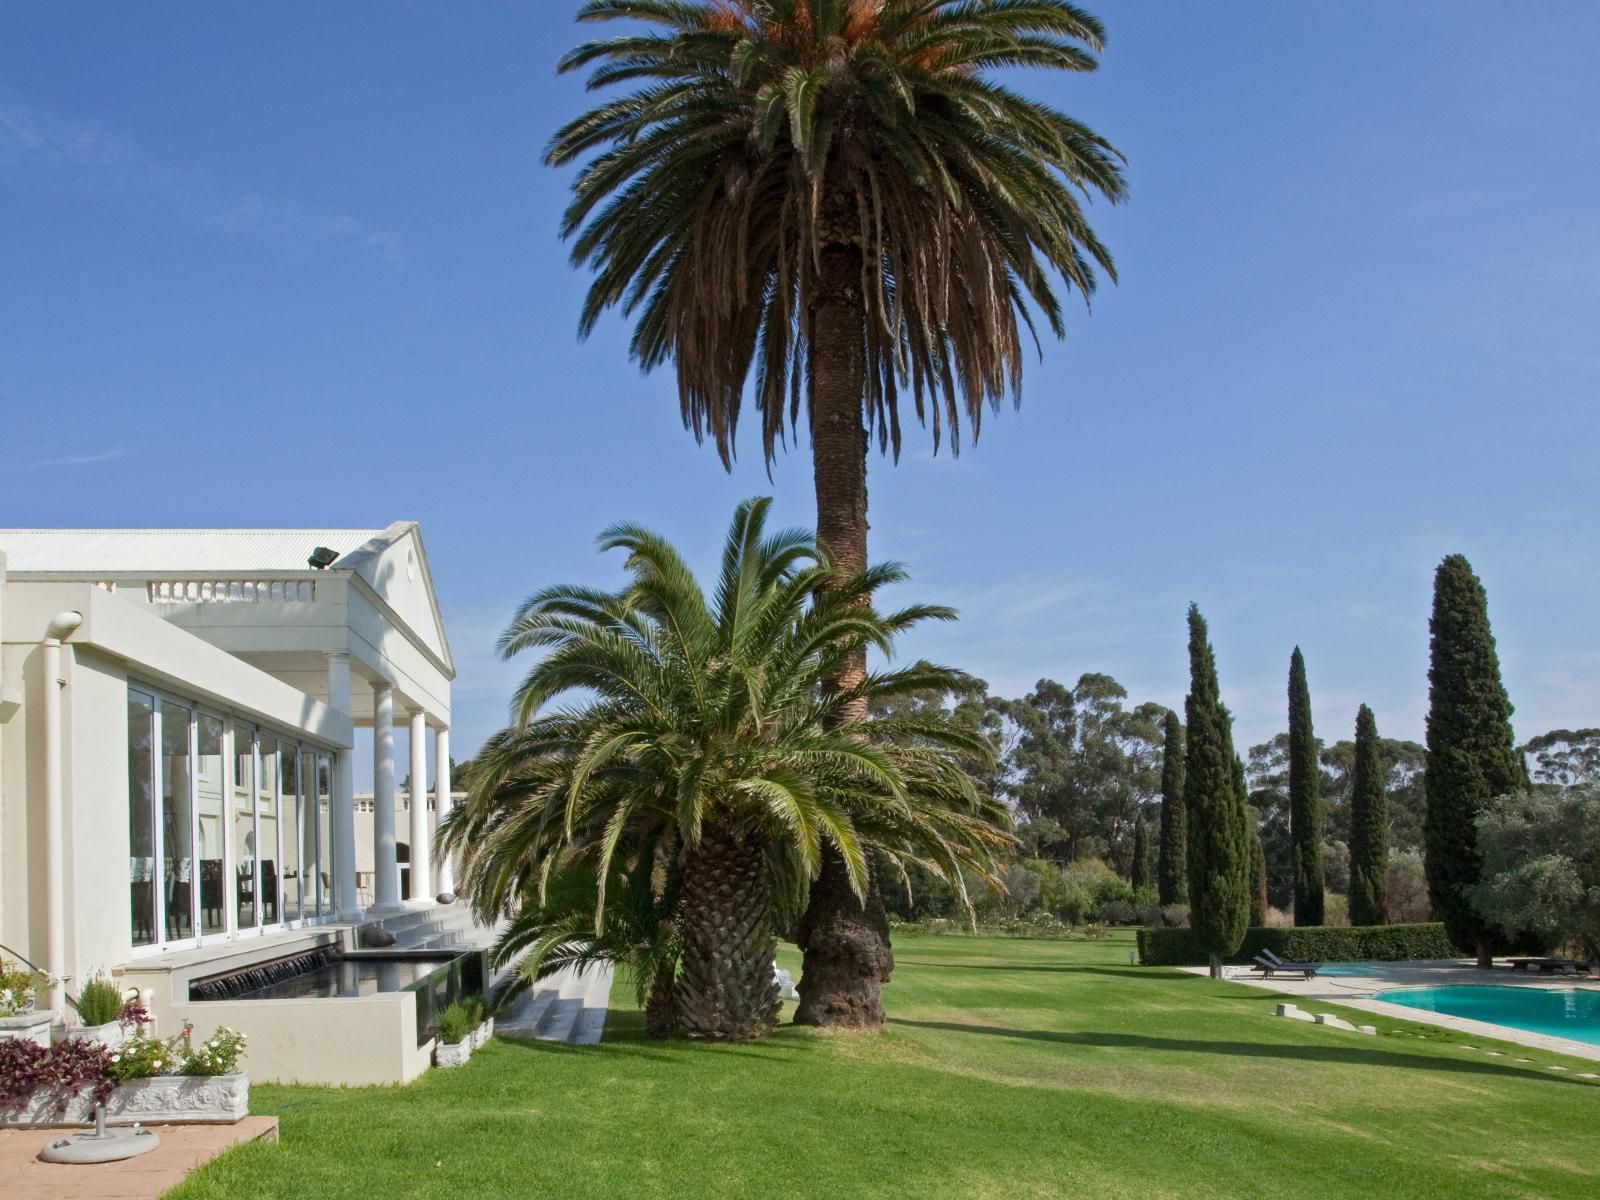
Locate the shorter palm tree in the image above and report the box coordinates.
[442,498,1010,1041]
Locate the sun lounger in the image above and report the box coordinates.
[1250,949,1320,979]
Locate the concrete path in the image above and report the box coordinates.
[0,1117,277,1200]
[495,962,615,1046]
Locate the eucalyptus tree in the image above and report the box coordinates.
[548,0,1125,1026]
[442,498,1010,1040]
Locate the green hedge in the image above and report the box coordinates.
[1136,922,1458,967]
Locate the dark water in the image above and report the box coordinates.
[191,951,467,1001]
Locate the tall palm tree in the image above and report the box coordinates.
[441,498,1010,1040]
[548,0,1125,1025]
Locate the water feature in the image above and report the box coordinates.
[188,946,486,1048]
[1376,985,1600,1045]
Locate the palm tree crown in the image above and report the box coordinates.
[548,0,1127,466]
[442,498,1010,1039]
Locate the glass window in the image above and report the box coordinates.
[234,729,256,930]
[317,754,334,915]
[280,748,302,923]
[257,734,280,926]
[196,716,226,936]
[128,692,156,948]
[160,702,194,942]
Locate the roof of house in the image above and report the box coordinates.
[0,521,454,677]
[0,527,393,574]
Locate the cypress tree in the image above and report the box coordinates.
[1130,814,1153,892]
[1288,647,1325,926]
[1425,555,1523,967]
[1247,799,1269,927]
[1348,704,1388,926]
[1183,605,1251,977]
[1156,710,1187,906]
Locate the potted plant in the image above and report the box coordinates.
[0,959,52,1048]
[434,1001,473,1068]
[0,1037,113,1124]
[468,996,493,1048]
[104,1026,249,1124]
[67,976,127,1049]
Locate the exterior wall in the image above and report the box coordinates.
[346,584,451,723]
[119,929,433,1086]
[63,647,135,981]
[1,580,353,989]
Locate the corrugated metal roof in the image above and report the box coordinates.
[0,528,392,574]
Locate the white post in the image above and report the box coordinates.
[434,727,453,896]
[370,682,402,913]
[42,611,83,1013]
[326,653,361,920]
[408,709,430,902]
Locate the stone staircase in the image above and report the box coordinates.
[365,903,497,952]
[361,905,615,1046]
[493,962,615,1046]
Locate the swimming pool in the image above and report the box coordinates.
[1376,985,1600,1046]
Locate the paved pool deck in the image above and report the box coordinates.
[0,1116,278,1200]
[1180,958,1600,1064]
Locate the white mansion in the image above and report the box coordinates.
[0,524,471,1084]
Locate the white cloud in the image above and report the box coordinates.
[0,88,400,261]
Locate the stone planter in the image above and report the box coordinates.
[63,1021,126,1050]
[434,1038,471,1069]
[0,1010,54,1048]
[471,1018,494,1049]
[1,1074,249,1128]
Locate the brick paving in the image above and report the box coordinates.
[0,1116,278,1200]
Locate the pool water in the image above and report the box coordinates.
[1376,985,1600,1045]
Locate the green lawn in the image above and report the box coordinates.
[169,932,1599,1199]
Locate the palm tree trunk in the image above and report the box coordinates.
[794,236,894,1029]
[674,824,780,1041]
[644,968,676,1039]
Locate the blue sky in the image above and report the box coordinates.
[3,2,1596,765]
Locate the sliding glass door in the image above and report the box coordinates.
[128,685,339,954]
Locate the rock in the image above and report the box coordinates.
[1315,1014,1357,1032]
[1275,1003,1315,1023]
[359,926,397,948]
[1357,1025,1377,1035]
[436,893,456,905]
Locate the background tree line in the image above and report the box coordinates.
[872,662,1598,930]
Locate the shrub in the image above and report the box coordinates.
[437,1001,473,1046]
[1262,906,1294,929]
[0,1037,113,1115]
[1160,904,1190,929]
[182,1027,247,1077]
[1322,893,1351,928]
[1137,922,1458,966]
[466,995,488,1026]
[109,1031,184,1083]
[119,995,150,1030]
[75,976,124,1027]
[0,959,43,1016]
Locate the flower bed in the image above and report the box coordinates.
[0,1023,250,1127]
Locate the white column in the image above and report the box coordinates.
[434,727,453,896]
[42,611,83,1012]
[370,682,402,913]
[326,652,361,920]
[408,709,430,902]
